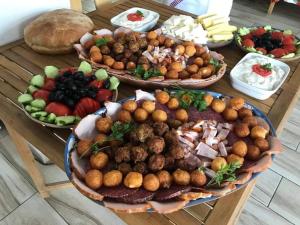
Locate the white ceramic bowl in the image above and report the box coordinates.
[230,53,290,100]
[110,7,159,32]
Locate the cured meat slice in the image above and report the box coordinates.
[196,142,218,159]
[70,150,90,180]
[218,142,227,157]
[104,201,151,213]
[148,200,188,214]
[179,192,212,200]
[154,185,191,201]
[217,128,230,141]
[98,185,138,198]
[120,189,155,204]
[178,136,195,148]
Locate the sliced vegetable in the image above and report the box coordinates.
[55,116,76,126]
[30,74,44,88]
[44,66,59,79]
[25,105,32,112]
[30,99,46,109]
[39,116,47,122]
[78,61,92,74]
[18,94,33,104]
[47,113,56,123]
[95,69,109,80]
[27,85,38,94]
[109,76,120,90]
[31,111,48,118]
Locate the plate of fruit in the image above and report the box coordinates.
[17,61,119,128]
[235,25,300,62]
[64,89,282,213]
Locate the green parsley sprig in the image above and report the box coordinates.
[95,37,109,47]
[261,63,272,71]
[134,65,162,80]
[174,89,207,112]
[109,121,135,141]
[136,10,144,17]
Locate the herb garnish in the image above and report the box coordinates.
[174,89,207,112]
[209,58,221,71]
[95,37,109,47]
[261,63,272,71]
[207,162,241,187]
[136,10,144,17]
[134,65,162,80]
[109,121,135,141]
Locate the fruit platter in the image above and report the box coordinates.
[18,61,119,128]
[235,25,300,62]
[64,89,282,213]
[74,27,227,89]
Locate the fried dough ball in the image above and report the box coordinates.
[172,169,190,186]
[122,100,137,113]
[142,100,156,113]
[90,152,109,169]
[113,42,124,54]
[175,45,185,55]
[227,154,244,165]
[147,31,158,40]
[77,139,93,156]
[238,108,253,119]
[147,136,165,154]
[201,52,211,61]
[170,145,184,159]
[149,39,159,47]
[126,61,136,70]
[158,65,167,76]
[117,110,132,123]
[96,117,113,134]
[155,91,170,104]
[169,61,183,72]
[211,157,227,172]
[134,108,149,122]
[124,172,143,188]
[246,145,261,160]
[234,123,250,138]
[203,94,213,106]
[207,64,216,74]
[182,41,194,46]
[194,57,204,66]
[100,45,110,55]
[185,45,196,57]
[179,69,190,79]
[211,99,226,113]
[190,170,207,187]
[148,154,165,171]
[195,46,206,56]
[242,116,258,128]
[157,170,172,188]
[175,109,188,122]
[167,97,179,110]
[251,126,268,139]
[229,97,245,110]
[165,70,178,79]
[143,174,160,191]
[136,123,154,142]
[157,35,166,45]
[198,66,212,78]
[133,162,148,174]
[114,146,131,163]
[232,140,248,157]
[164,38,175,47]
[138,56,149,65]
[152,109,168,122]
[118,163,132,176]
[103,56,115,67]
[131,146,148,162]
[186,64,199,74]
[223,108,238,121]
[112,61,125,70]
[103,170,122,187]
[254,138,270,152]
[191,73,202,79]
[85,170,103,190]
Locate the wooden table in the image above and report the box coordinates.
[0,0,299,224]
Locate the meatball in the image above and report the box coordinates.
[234,123,250,138]
[100,45,110,55]
[138,38,148,48]
[246,145,261,160]
[223,108,238,121]
[185,45,196,57]
[165,70,179,79]
[126,32,137,42]
[117,110,132,123]
[124,172,143,188]
[164,130,179,146]
[103,170,123,187]
[211,99,226,113]
[194,57,204,66]
[114,146,131,163]
[152,109,168,122]
[179,69,190,79]
[175,109,188,122]
[238,108,253,119]
[142,100,156,113]
[148,154,165,171]
[169,145,184,159]
[157,170,172,188]
[131,146,148,162]
[103,56,115,67]
[232,140,248,157]
[153,122,169,136]
[147,136,165,154]
[96,117,113,134]
[167,119,182,129]
[133,162,148,174]
[243,116,258,128]
[118,162,132,176]
[227,154,244,165]
[164,38,175,47]
[175,45,185,55]
[90,152,109,169]
[190,170,207,187]
[94,133,107,146]
[143,174,160,191]
[134,108,149,122]
[164,155,175,170]
[172,169,190,186]
[129,41,140,53]
[229,97,245,110]
[126,61,136,70]
[167,97,179,110]
[203,94,213,106]
[85,170,103,190]
[254,138,270,152]
[77,139,93,156]
[136,123,154,142]
[250,126,268,139]
[211,157,227,172]
[195,45,206,56]
[113,42,124,54]
[176,158,198,171]
[122,100,137,113]
[186,64,199,74]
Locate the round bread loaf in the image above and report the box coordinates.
[24,9,94,54]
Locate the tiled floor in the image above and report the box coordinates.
[0,0,299,224]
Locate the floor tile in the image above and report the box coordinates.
[237,197,292,225]
[270,178,300,225]
[279,121,300,151]
[251,169,282,206]
[0,194,68,225]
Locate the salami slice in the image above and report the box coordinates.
[98,185,138,198]
[154,185,191,201]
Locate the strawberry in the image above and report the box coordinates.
[42,78,56,91]
[282,36,294,45]
[270,48,286,58]
[256,47,267,55]
[45,102,72,116]
[242,39,255,48]
[73,103,86,118]
[89,80,104,89]
[251,27,266,37]
[271,31,284,40]
[96,89,113,102]
[73,97,100,118]
[283,44,296,53]
[32,90,50,102]
[242,33,253,40]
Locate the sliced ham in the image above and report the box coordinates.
[218,142,227,157]
[148,200,188,214]
[204,168,216,178]
[178,136,195,148]
[196,142,218,159]
[205,137,219,146]
[104,201,150,213]
[70,150,90,180]
[217,128,230,141]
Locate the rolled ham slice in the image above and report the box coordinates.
[148,200,188,214]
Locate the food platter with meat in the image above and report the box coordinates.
[64,89,282,213]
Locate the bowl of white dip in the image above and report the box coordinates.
[230,53,290,100]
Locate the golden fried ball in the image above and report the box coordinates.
[158,66,167,76]
[126,61,136,70]
[190,170,207,187]
[238,108,253,119]
[175,45,185,55]
[96,117,113,134]
[234,123,250,138]
[175,109,188,122]
[122,100,137,112]
[182,41,194,46]
[142,100,156,113]
[223,108,238,121]
[152,109,168,122]
[149,39,159,47]
[211,99,226,113]
[112,61,125,70]
[117,110,132,123]
[250,126,268,139]
[103,56,115,67]
[143,174,160,191]
[85,169,103,190]
[169,62,183,72]
[134,108,149,122]
[90,152,109,170]
[124,172,143,188]
[194,57,204,66]
[157,170,172,188]
[254,138,270,152]
[172,169,190,186]
[195,46,206,56]
[167,98,179,110]
[229,97,245,110]
[179,70,190,79]
[77,139,93,156]
[157,35,166,45]
[203,94,213,106]
[232,140,248,157]
[227,154,244,165]
[185,45,196,57]
[103,170,123,187]
[155,91,170,104]
[94,133,107,146]
[166,70,179,79]
[242,116,258,128]
[201,52,211,61]
[164,38,175,47]
[246,145,261,160]
[211,157,227,172]
[186,64,199,74]
[147,31,158,40]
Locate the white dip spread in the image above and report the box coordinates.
[117,9,157,29]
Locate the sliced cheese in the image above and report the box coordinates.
[206,23,229,31]
[207,25,237,36]
[197,13,217,22]
[212,33,234,41]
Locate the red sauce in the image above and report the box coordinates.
[127,13,143,21]
[252,64,272,77]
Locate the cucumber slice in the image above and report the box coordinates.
[25,105,32,112]
[44,66,59,79]
[238,27,250,36]
[78,61,92,75]
[30,75,44,88]
[109,76,120,90]
[31,111,48,118]
[55,116,76,126]
[95,69,108,80]
[75,116,81,123]
[47,113,56,123]
[18,94,33,104]
[39,116,47,122]
[31,107,41,112]
[30,99,46,109]
[283,29,293,35]
[27,85,38,94]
